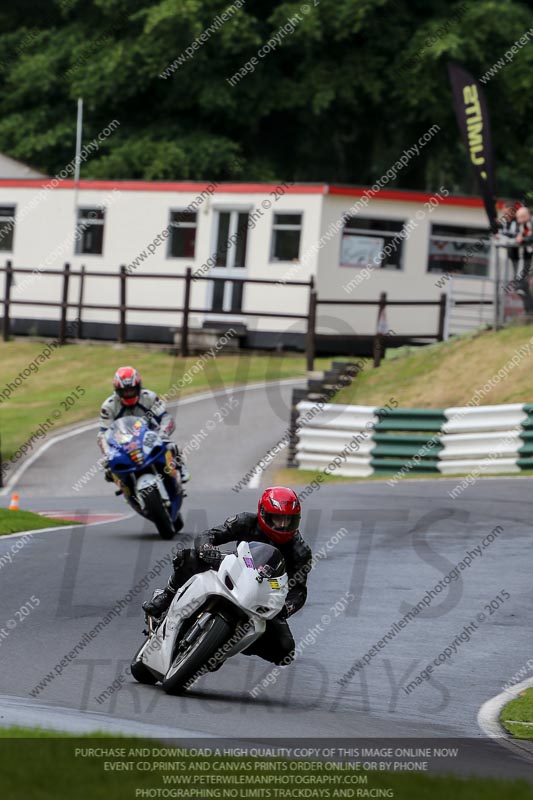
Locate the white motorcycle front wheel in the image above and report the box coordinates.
[162,614,232,695]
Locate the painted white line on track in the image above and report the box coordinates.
[247,469,263,489]
[0,378,305,496]
[477,676,533,762]
[247,441,289,489]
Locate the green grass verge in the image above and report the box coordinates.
[0,726,121,738]
[334,324,533,408]
[273,467,533,487]
[0,509,74,535]
[0,341,330,464]
[0,730,531,799]
[500,687,533,739]
[274,467,361,485]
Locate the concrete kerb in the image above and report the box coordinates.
[478,675,533,763]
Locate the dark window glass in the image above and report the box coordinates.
[171,211,196,225]
[0,205,15,252]
[341,217,405,269]
[234,212,249,268]
[271,213,302,262]
[215,213,231,267]
[344,217,404,233]
[428,224,490,277]
[169,227,196,258]
[432,224,490,239]
[168,210,197,258]
[75,207,105,255]
[275,214,302,225]
[79,208,104,221]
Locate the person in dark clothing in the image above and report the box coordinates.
[511,206,533,312]
[143,487,312,666]
[498,203,520,279]
[515,206,533,276]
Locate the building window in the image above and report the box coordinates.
[341,217,404,269]
[428,224,490,277]
[271,213,302,261]
[168,211,197,258]
[75,208,105,255]
[0,205,15,251]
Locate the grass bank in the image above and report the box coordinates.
[500,687,533,739]
[334,325,533,408]
[0,508,73,535]
[0,341,329,463]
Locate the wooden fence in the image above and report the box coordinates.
[0,261,493,369]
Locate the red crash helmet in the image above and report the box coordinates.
[113,366,141,406]
[258,487,301,544]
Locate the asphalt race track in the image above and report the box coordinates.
[1,380,533,779]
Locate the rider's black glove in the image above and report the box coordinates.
[197,543,223,567]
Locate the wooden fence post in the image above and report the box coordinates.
[373,291,388,368]
[437,292,446,341]
[287,387,309,467]
[2,260,13,342]
[58,262,70,345]
[181,267,192,357]
[306,287,317,371]
[118,265,127,343]
[76,265,85,339]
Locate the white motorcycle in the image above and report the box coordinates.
[131,541,288,694]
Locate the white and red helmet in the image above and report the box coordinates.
[258,486,301,545]
[113,366,141,406]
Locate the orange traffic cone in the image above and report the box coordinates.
[9,493,19,511]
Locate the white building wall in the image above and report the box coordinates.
[0,181,494,339]
[0,183,322,334]
[315,194,492,337]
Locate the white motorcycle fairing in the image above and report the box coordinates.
[136,541,288,683]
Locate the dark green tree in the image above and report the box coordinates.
[0,0,530,198]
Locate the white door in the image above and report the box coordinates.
[207,210,250,315]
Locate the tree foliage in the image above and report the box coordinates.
[0,0,530,198]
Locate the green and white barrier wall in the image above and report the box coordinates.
[295,401,533,477]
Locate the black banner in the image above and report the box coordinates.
[448,62,498,231]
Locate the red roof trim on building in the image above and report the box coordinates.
[0,179,327,194]
[327,185,485,208]
[0,178,490,207]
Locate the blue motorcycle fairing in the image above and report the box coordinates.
[105,417,182,521]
